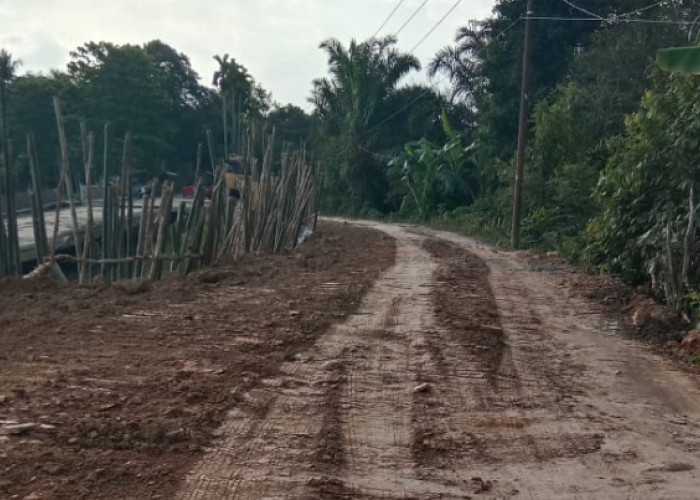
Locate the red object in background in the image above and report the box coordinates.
[182,185,195,198]
[183,185,213,199]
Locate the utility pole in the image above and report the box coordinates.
[511,0,534,249]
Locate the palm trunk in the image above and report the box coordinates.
[0,81,18,275]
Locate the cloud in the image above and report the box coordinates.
[0,0,495,106]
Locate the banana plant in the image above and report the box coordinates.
[389,110,476,219]
[657,46,700,74]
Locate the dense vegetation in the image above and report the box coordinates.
[1,0,700,317]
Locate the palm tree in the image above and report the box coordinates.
[311,36,420,211]
[213,54,256,157]
[0,49,20,276]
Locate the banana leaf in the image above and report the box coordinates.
[657,46,700,74]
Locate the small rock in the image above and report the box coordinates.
[471,476,493,494]
[322,360,344,371]
[0,423,37,436]
[413,383,432,394]
[42,463,63,475]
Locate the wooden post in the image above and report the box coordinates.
[511,0,534,249]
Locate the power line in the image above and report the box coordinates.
[395,0,430,36]
[495,16,524,39]
[620,1,668,18]
[362,3,524,138]
[524,16,694,26]
[559,0,603,20]
[372,0,407,38]
[410,0,463,52]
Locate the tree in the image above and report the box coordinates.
[213,54,269,158]
[311,36,420,213]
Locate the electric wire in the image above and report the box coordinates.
[559,0,604,20]
[410,0,463,52]
[372,0,407,38]
[395,0,430,36]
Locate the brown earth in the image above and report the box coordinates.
[6,220,700,499]
[0,222,395,500]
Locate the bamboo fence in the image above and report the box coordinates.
[7,109,320,285]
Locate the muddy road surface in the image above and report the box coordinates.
[180,222,700,499]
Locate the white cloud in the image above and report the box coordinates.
[0,0,495,106]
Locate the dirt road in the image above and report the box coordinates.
[179,222,700,499]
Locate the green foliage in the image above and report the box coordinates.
[585,68,700,311]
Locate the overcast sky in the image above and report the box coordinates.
[0,0,495,108]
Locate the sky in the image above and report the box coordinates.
[0,0,495,109]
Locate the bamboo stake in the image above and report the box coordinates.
[150,181,174,281]
[109,184,120,282]
[79,132,95,285]
[101,122,110,276]
[53,97,81,266]
[171,200,187,272]
[206,128,216,174]
[179,181,204,275]
[54,253,204,264]
[117,133,132,279]
[4,139,19,275]
[141,178,159,278]
[194,142,203,185]
[27,134,48,264]
[133,194,150,278]
[28,187,42,265]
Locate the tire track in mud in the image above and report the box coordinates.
[416,226,700,499]
[178,221,700,499]
[177,226,469,499]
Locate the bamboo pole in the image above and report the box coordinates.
[101,122,110,276]
[53,97,81,265]
[117,133,132,279]
[48,153,67,282]
[109,184,120,282]
[79,132,95,285]
[206,128,216,174]
[4,139,19,275]
[27,134,48,264]
[133,194,150,278]
[179,181,204,274]
[150,181,174,281]
[194,142,203,185]
[54,252,204,265]
[170,200,187,272]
